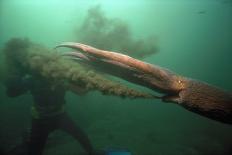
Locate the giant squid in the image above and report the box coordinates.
[55,42,232,125]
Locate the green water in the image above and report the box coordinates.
[0,0,232,155]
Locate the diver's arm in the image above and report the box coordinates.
[66,82,89,96]
[5,75,32,97]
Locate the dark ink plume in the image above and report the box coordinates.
[76,5,158,59]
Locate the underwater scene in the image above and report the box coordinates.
[0,0,232,155]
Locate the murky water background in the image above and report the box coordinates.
[0,0,232,155]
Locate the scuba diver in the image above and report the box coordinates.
[2,38,132,155]
[4,72,102,155]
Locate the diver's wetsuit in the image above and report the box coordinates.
[5,75,94,155]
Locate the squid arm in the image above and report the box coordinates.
[55,42,232,124]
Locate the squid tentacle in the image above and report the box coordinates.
[56,42,232,124]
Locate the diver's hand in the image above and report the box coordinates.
[67,83,89,96]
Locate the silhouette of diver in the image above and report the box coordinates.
[5,73,102,155]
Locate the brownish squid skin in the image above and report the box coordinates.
[55,43,232,124]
